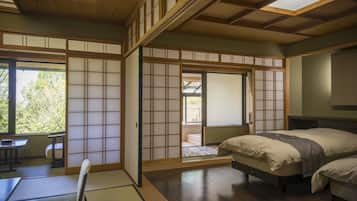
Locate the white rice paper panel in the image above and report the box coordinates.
[140,5,145,38]
[68,113,84,126]
[88,139,103,152]
[88,152,102,165]
[105,44,121,55]
[152,48,166,58]
[106,125,120,137]
[168,147,179,158]
[88,99,103,112]
[68,40,86,51]
[68,154,84,167]
[27,35,46,48]
[48,38,66,49]
[221,54,233,63]
[106,99,120,111]
[87,125,103,138]
[167,49,180,59]
[87,42,104,53]
[143,47,153,57]
[88,86,104,98]
[274,59,283,67]
[107,60,121,73]
[153,0,160,24]
[68,126,84,140]
[244,56,254,64]
[107,73,121,85]
[88,72,103,85]
[181,50,193,60]
[106,112,120,124]
[233,55,244,64]
[106,138,120,151]
[68,140,84,154]
[153,148,165,160]
[107,86,121,98]
[146,0,152,32]
[88,112,103,125]
[264,58,273,67]
[68,86,84,98]
[106,151,120,163]
[68,72,84,85]
[255,58,263,66]
[168,64,180,75]
[88,58,103,72]
[68,99,84,112]
[68,57,85,71]
[3,33,23,46]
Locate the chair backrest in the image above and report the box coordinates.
[77,159,91,201]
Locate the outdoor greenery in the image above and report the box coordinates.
[0,68,9,133]
[0,68,65,134]
[16,71,65,134]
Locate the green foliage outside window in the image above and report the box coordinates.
[16,71,65,134]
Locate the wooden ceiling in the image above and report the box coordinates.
[15,0,142,24]
[175,0,357,44]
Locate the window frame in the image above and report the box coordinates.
[0,59,65,135]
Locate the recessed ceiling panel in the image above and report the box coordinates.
[268,0,320,11]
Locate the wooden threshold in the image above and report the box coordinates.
[142,156,231,173]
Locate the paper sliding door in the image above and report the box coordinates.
[124,47,143,186]
[67,57,121,169]
[254,70,285,132]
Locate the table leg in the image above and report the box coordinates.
[8,149,15,172]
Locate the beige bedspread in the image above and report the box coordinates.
[218,128,357,172]
[311,155,357,193]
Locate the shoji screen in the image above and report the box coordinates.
[142,62,181,161]
[67,57,121,168]
[255,70,285,133]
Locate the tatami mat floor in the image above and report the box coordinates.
[0,158,64,179]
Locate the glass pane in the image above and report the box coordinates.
[16,63,65,134]
[182,73,202,95]
[186,96,201,124]
[0,63,9,133]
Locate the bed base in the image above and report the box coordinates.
[232,161,309,193]
[331,195,347,201]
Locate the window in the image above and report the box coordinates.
[0,60,65,134]
[182,73,202,125]
[0,62,9,133]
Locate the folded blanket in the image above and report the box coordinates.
[312,155,357,193]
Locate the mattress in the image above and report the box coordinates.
[232,153,301,176]
[330,180,356,201]
[219,128,357,173]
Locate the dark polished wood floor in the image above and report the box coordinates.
[145,165,330,201]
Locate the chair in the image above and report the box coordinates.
[77,159,91,201]
[30,159,91,201]
[46,132,65,168]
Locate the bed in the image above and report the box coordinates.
[218,116,357,192]
[312,155,357,201]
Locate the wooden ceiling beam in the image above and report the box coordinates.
[294,5,357,33]
[196,15,311,37]
[263,16,289,28]
[228,0,277,24]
